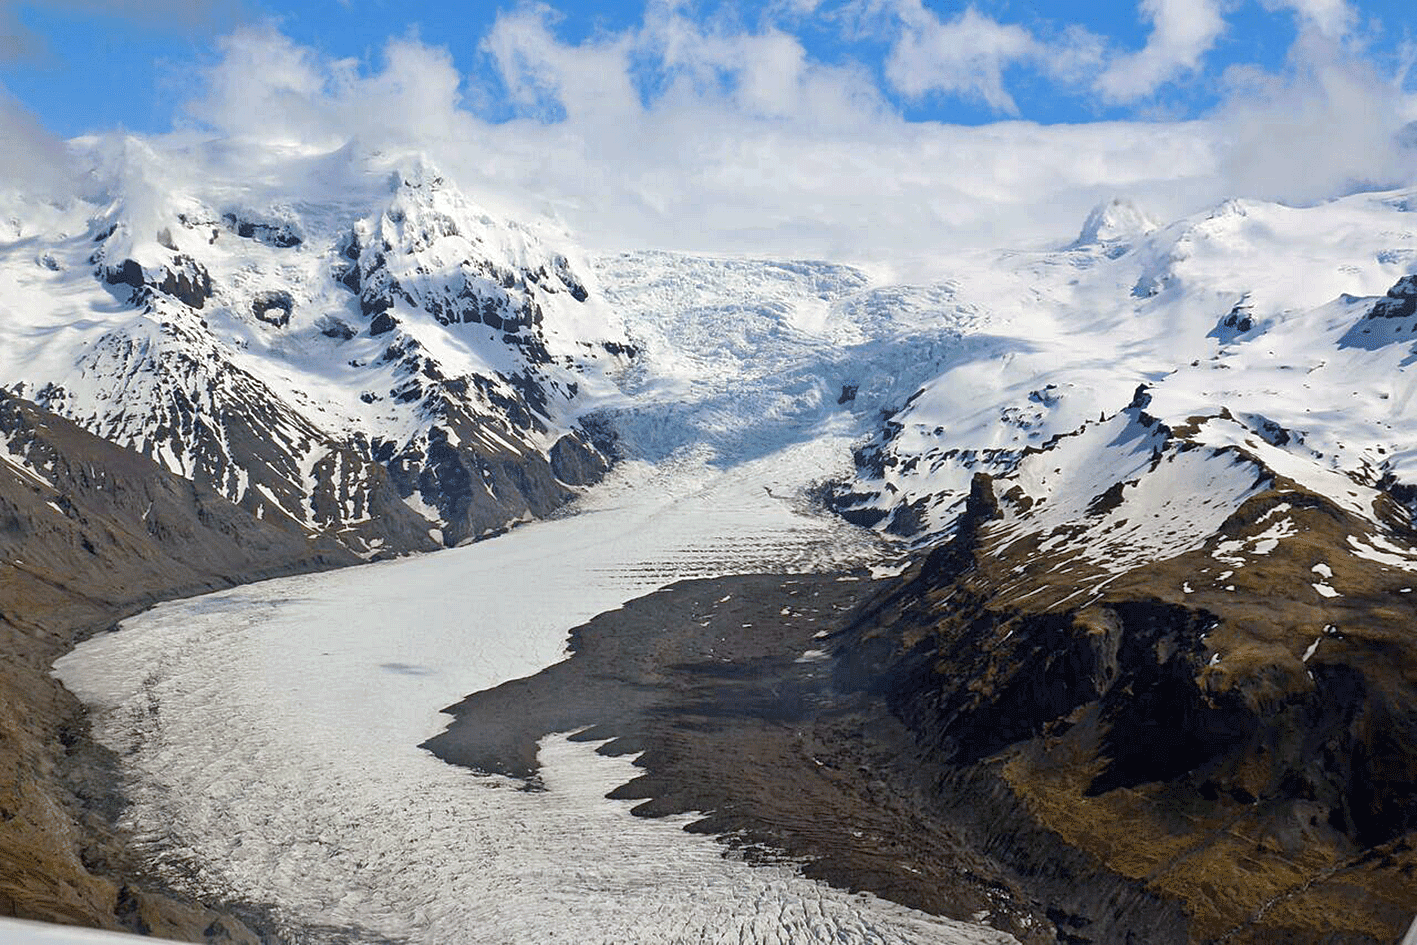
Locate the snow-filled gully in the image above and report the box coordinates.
[54,440,1015,945]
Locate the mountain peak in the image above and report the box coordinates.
[389,155,448,195]
[1072,197,1159,248]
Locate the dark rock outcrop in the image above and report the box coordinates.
[317,316,356,341]
[221,213,302,249]
[155,257,213,309]
[250,290,294,327]
[369,311,397,336]
[377,421,609,545]
[548,432,610,487]
[100,255,212,310]
[1367,275,1417,320]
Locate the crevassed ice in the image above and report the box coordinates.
[55,441,1014,945]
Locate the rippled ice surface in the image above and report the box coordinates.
[55,441,1015,945]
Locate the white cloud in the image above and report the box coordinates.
[1261,0,1356,39]
[882,3,1040,114]
[839,0,1103,116]
[0,84,77,202]
[183,26,332,144]
[1096,0,1227,103]
[53,6,1411,276]
[482,5,640,123]
[1213,30,1415,204]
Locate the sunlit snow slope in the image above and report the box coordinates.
[835,192,1417,549]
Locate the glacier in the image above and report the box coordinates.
[53,442,1014,945]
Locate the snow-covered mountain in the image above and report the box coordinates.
[8,144,1417,943]
[16,140,1417,573]
[0,147,630,554]
[837,190,1417,547]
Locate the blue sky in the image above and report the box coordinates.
[2,0,1413,137]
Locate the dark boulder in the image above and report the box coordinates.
[251,290,294,327]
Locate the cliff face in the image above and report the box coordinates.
[0,390,358,941]
[837,467,1417,944]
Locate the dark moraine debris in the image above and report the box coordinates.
[420,570,1176,945]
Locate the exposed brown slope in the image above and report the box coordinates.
[837,465,1417,944]
[0,389,358,941]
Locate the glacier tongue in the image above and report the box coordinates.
[16,145,1417,943]
[53,443,1018,945]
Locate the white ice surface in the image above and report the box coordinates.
[0,919,171,945]
[54,441,1012,945]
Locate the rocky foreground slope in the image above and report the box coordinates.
[815,198,1417,941]
[832,457,1417,942]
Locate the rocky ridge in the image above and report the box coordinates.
[830,393,1417,942]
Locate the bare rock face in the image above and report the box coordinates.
[1367,275,1417,320]
[0,390,358,942]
